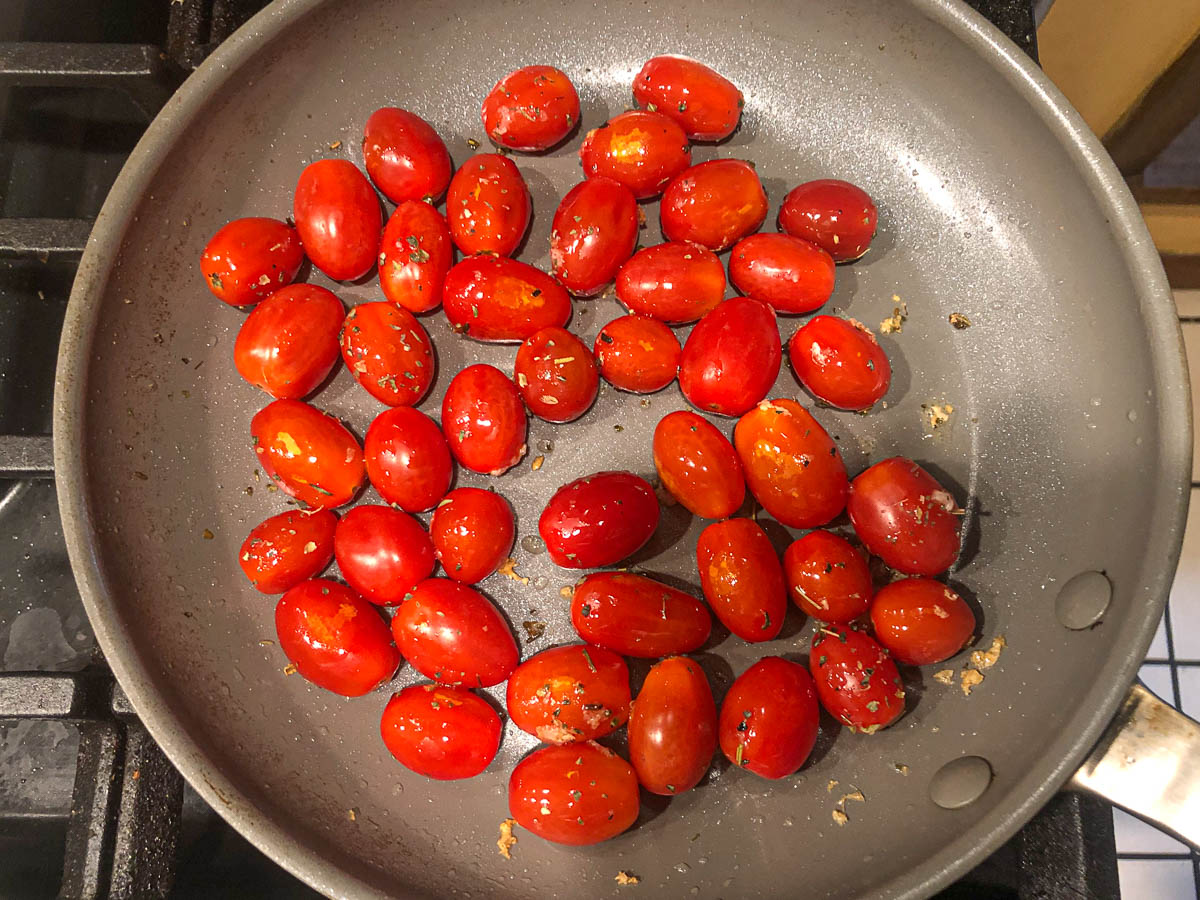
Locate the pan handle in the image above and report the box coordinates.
[1069,682,1200,848]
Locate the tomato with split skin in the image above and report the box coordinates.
[550,177,639,296]
[363,407,453,512]
[615,241,726,324]
[442,255,571,342]
[238,509,336,594]
[293,159,382,281]
[660,159,766,251]
[482,65,580,151]
[679,296,781,416]
[594,314,681,394]
[201,217,303,306]
[870,578,976,665]
[251,399,365,509]
[378,200,453,313]
[333,505,435,606]
[441,364,527,475]
[570,571,711,658]
[380,684,501,780]
[633,55,744,141]
[729,233,835,315]
[514,327,598,423]
[783,530,872,624]
[579,110,691,199]
[779,178,878,263]
[446,154,531,257]
[697,518,786,642]
[362,107,452,204]
[652,410,744,519]
[234,284,344,400]
[429,487,515,584]
[810,625,906,733]
[628,656,717,796]
[506,644,631,744]
[719,657,819,779]
[538,471,660,568]
[789,315,891,411]
[339,302,434,407]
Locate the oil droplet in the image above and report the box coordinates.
[675,863,690,874]
[697,857,708,865]
[1090,397,1102,407]
[1127,409,1138,422]
[520,535,545,554]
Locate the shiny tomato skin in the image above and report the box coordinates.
[482,65,580,151]
[442,255,571,342]
[441,364,527,474]
[719,657,819,779]
[429,488,515,584]
[578,110,691,199]
[847,457,962,576]
[871,578,975,665]
[333,505,435,606]
[200,217,303,306]
[811,626,905,733]
[251,399,365,509]
[570,572,711,658]
[378,200,453,313]
[729,233,835,315]
[514,327,598,422]
[293,159,382,281]
[238,510,336,594]
[783,530,872,624]
[789,315,891,411]
[615,241,726,323]
[696,519,786,641]
[779,179,878,263]
[506,644,631,744]
[633,55,744,141]
[274,579,399,697]
[363,407,454,512]
[733,398,848,528]
[538,471,660,568]
[628,656,716,795]
[679,296,781,416]
[446,154,531,257]
[234,284,344,400]
[362,107,452,204]
[660,159,766,251]
[339,302,434,406]
[594,314,681,393]
[550,178,639,296]
[380,684,501,780]
[652,410,743,518]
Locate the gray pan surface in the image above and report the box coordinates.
[54,0,1190,898]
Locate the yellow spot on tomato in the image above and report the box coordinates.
[276,431,303,457]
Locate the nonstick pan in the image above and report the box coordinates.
[54,0,1199,897]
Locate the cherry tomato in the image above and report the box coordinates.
[390,578,519,687]
[660,159,766,251]
[653,411,743,518]
[274,579,399,696]
[719,657,818,778]
[729,233,835,315]
[442,255,571,342]
[628,656,716,795]
[779,179,878,263]
[446,154,531,257]
[871,578,975,665]
[251,399,365,509]
[339,302,434,406]
[578,110,691,199]
[380,684,501,780]
[810,626,905,733]
[788,315,891,411]
[363,407,454,511]
[678,296,780,416]
[378,200,453,313]
[633,55,744,141]
[441,364,527,474]
[550,178,639,296]
[234,284,344,399]
[733,398,848,528]
[615,241,726,323]
[429,487,515,584]
[594,315,681,394]
[333,505,435,605]
[570,572,712,657]
[508,742,639,846]
[847,457,962,576]
[200,217,303,306]
[514,327,598,422]
[696,518,786,641]
[783,530,872,624]
[238,509,336,594]
[539,471,659,568]
[482,65,580,151]
[293,159,382,281]
[506,644,631,743]
[362,107,452,204]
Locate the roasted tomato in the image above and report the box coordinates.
[506,644,631,744]
[539,471,659,568]
[363,407,454,512]
[696,518,786,641]
[441,364,527,474]
[238,510,336,594]
[578,110,691,199]
[633,55,744,141]
[234,284,344,399]
[788,316,890,411]
[733,399,848,528]
[429,488,515,584]
[293,159,382,281]
[390,578,519,687]
[514,327,598,422]
[594,314,681,393]
[660,159,766,251]
[333,505,435,606]
[570,572,711,658]
[628,656,716,795]
[442,255,571,342]
[678,296,781,416]
[482,65,580,151]
[615,241,726,323]
[339,302,434,406]
[847,457,962,576]
[251,399,365,509]
[779,179,878,263]
[200,217,303,306]
[509,742,639,846]
[729,234,835,315]
[719,657,818,779]
[380,684,501,780]
[652,410,743,518]
[275,579,399,696]
[783,530,872,624]
[362,107,453,204]
[446,154,531,257]
[550,178,639,296]
[811,626,905,733]
[871,578,975,665]
[378,200,453,313]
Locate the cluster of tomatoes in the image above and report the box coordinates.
[202,54,977,848]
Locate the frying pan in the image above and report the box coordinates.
[53,0,1199,897]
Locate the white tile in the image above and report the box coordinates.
[1178,666,1200,720]
[1175,290,1200,319]
[1113,808,1190,854]
[1168,487,1200,661]
[1118,859,1196,900]
[1139,663,1177,707]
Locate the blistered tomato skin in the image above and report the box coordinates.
[550,178,639,296]
[783,530,873,623]
[779,179,878,263]
[594,315,681,393]
[652,410,743,518]
[442,255,571,342]
[238,510,336,594]
[234,284,344,400]
[362,107,453,204]
[429,488,515,584]
[378,200,453,313]
[578,110,691,199]
[441,364,527,475]
[628,656,717,795]
[251,400,365,509]
[811,626,905,733]
[678,296,781,416]
[339,302,434,406]
[201,217,303,306]
[615,241,726,323]
[570,572,711,658]
[293,159,382,282]
[660,159,767,251]
[514,327,598,423]
[483,65,580,151]
[871,578,976,665]
[696,519,786,642]
[380,685,501,780]
[363,407,454,512]
[506,644,631,743]
[719,657,819,779]
[729,234,835,315]
[789,316,891,411]
[333,505,435,606]
[538,471,660,568]
[633,55,744,141]
[446,154,531,257]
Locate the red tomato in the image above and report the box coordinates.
[719,657,818,778]
[274,579,399,697]
[441,364,527,474]
[539,471,659,568]
[339,302,434,406]
[578,110,691,199]
[508,742,639,846]
[200,217,303,306]
[482,65,580,151]
[779,179,878,263]
[633,55,744,141]
[652,410,743,518]
[570,572,711,657]
[363,407,454,512]
[788,316,891,411]
[871,578,975,665]
[378,200,453,313]
[660,159,766,251]
[442,255,571,342]
[514,327,598,422]
[678,296,781,416]
[628,656,716,795]
[733,398,848,528]
[847,457,962,576]
[615,241,726,323]
[729,234,835,315]
[293,159,382,281]
[696,518,786,641]
[362,107,452,204]
[594,315,681,394]
[429,487,515,584]
[390,578,519,687]
[238,510,336,594]
[506,644,631,743]
[251,399,365,509]
[550,178,639,296]
[234,284,344,399]
[783,530,872,624]
[333,505,435,606]
[446,154,531,257]
[380,684,501,780]
[810,626,905,733]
